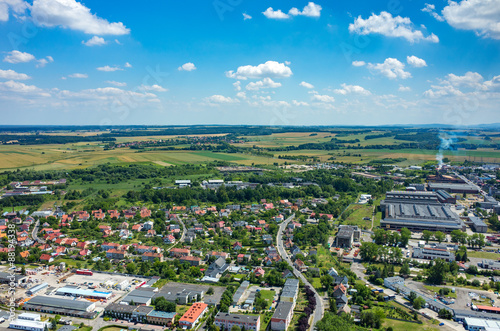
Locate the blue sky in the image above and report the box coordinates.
[0,0,499,126]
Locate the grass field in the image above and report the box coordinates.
[259,290,276,306]
[423,285,457,298]
[467,250,500,260]
[383,319,439,331]
[343,203,374,229]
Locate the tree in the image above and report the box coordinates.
[427,259,449,285]
[316,313,354,331]
[399,262,410,277]
[207,287,214,295]
[438,308,453,319]
[126,262,136,274]
[422,230,433,243]
[408,291,417,303]
[434,231,446,243]
[451,230,468,245]
[400,228,411,247]
[413,297,426,310]
[320,275,334,290]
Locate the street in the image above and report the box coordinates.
[276,215,325,328]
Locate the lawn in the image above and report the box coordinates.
[259,290,276,305]
[343,203,374,229]
[315,245,337,269]
[384,319,439,331]
[423,285,457,298]
[467,250,500,260]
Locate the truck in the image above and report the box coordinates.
[76,269,93,276]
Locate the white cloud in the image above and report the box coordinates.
[4,50,53,67]
[0,0,28,22]
[349,11,439,43]
[105,80,126,87]
[31,0,130,35]
[233,81,241,91]
[292,100,309,106]
[82,36,106,46]
[398,85,411,92]
[446,71,485,88]
[422,71,500,98]
[442,0,500,39]
[246,78,282,91]
[205,95,239,104]
[289,2,322,17]
[97,65,122,72]
[299,81,314,89]
[178,62,196,71]
[4,50,35,64]
[262,7,289,19]
[406,55,427,68]
[0,69,30,80]
[0,80,49,97]
[68,73,88,78]
[312,94,335,103]
[422,3,444,21]
[367,58,412,79]
[333,83,371,95]
[236,91,246,99]
[424,84,464,98]
[124,62,132,68]
[226,61,292,80]
[139,84,168,92]
[243,13,252,20]
[352,61,366,67]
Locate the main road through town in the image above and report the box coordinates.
[276,215,324,329]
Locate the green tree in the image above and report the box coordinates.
[399,262,410,277]
[422,230,433,243]
[400,228,411,247]
[413,297,426,310]
[316,313,354,331]
[427,259,449,284]
[434,231,446,243]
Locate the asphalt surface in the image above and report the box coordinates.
[276,215,325,328]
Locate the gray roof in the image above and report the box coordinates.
[215,312,259,324]
[428,182,479,192]
[105,303,138,314]
[147,310,176,319]
[272,302,294,320]
[25,296,94,311]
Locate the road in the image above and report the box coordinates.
[276,215,325,329]
[165,216,186,252]
[31,219,45,244]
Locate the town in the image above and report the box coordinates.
[1,158,500,331]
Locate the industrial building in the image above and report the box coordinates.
[412,247,455,262]
[26,283,48,296]
[427,182,479,194]
[121,288,156,306]
[467,216,488,233]
[435,190,457,204]
[23,296,97,319]
[334,225,361,248]
[0,272,27,285]
[55,285,112,300]
[154,284,204,305]
[463,317,500,331]
[8,313,50,331]
[270,302,294,331]
[146,310,177,326]
[380,191,464,232]
[214,313,261,331]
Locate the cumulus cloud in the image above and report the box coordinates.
[226,61,292,80]
[398,85,411,92]
[422,3,444,21]
[367,58,411,79]
[0,0,28,22]
[423,71,500,98]
[446,71,485,88]
[236,91,246,99]
[407,55,427,68]
[246,77,281,90]
[178,62,196,71]
[424,84,464,98]
[205,95,239,104]
[263,2,322,19]
[442,0,500,39]
[292,100,309,106]
[289,2,322,17]
[349,11,439,43]
[139,84,168,92]
[243,13,252,20]
[0,80,50,97]
[0,69,31,80]
[68,73,88,78]
[233,81,241,91]
[124,62,132,68]
[299,81,314,89]
[352,61,366,67]
[262,7,289,19]
[333,83,371,95]
[3,50,35,64]
[97,65,122,72]
[105,80,126,87]
[31,0,130,35]
[82,36,106,46]
[312,94,335,103]
[3,50,53,67]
